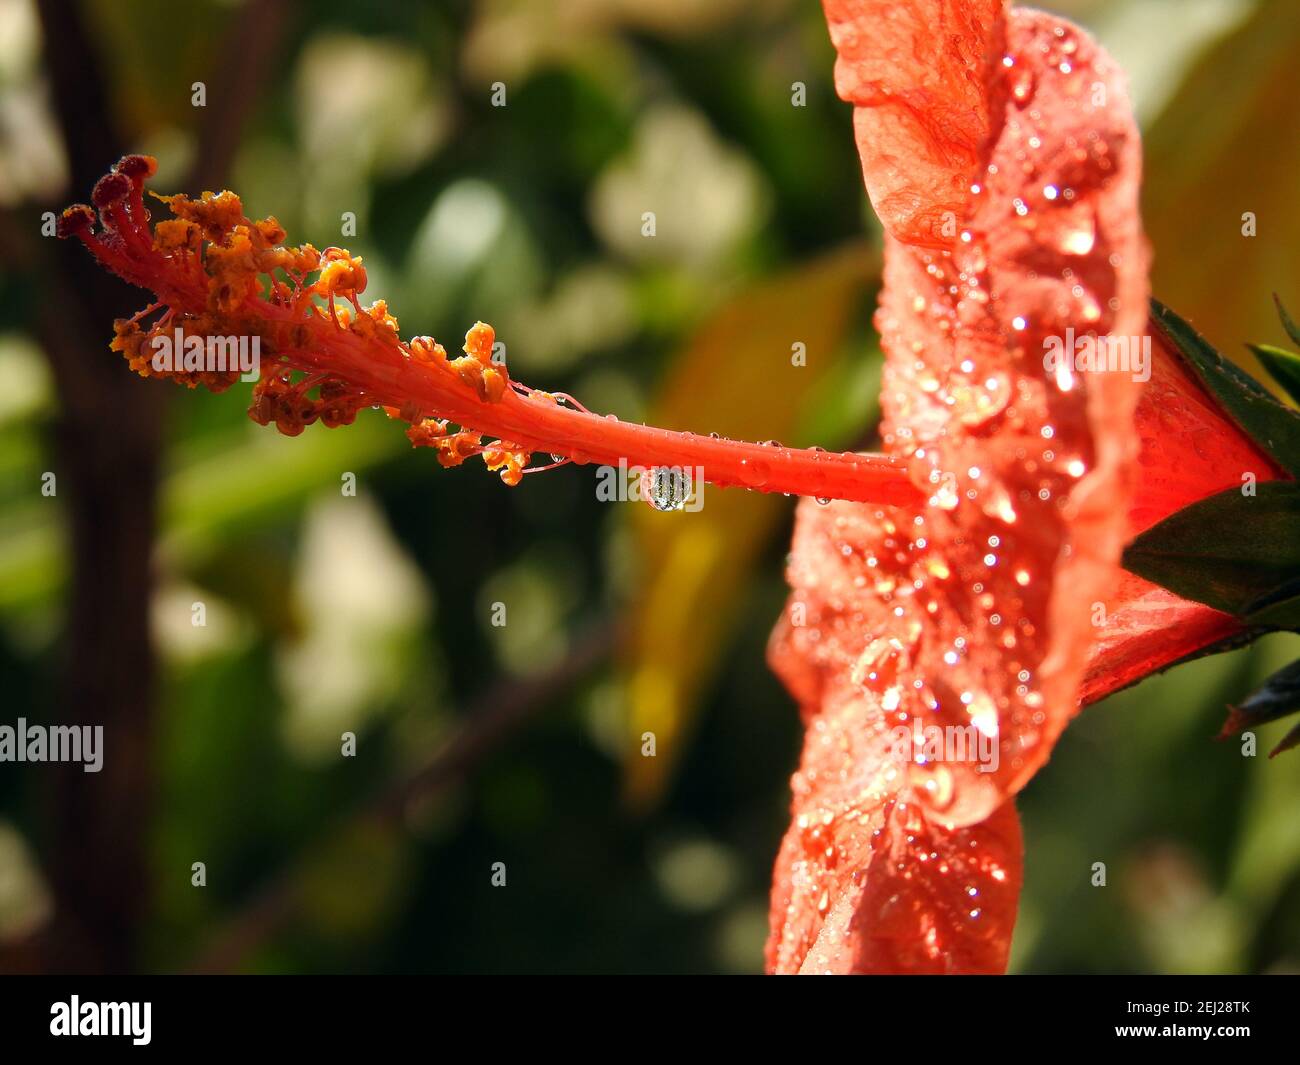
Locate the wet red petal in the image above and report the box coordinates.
[826,0,1006,249]
[1129,326,1288,538]
[1081,325,1288,704]
[1080,575,1241,706]
[803,2,1147,824]
[768,3,1148,972]
[764,660,1023,974]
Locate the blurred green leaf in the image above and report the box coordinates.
[0,418,404,611]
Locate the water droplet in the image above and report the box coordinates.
[908,762,955,812]
[645,467,692,512]
[1053,360,1076,392]
[1060,218,1096,255]
[931,474,960,510]
[739,458,770,487]
[951,371,1011,429]
[1011,68,1036,104]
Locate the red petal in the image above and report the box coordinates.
[825,0,1006,248]
[814,3,1147,825]
[1080,575,1241,706]
[768,3,1149,972]
[1078,324,1290,704]
[764,660,1023,973]
[1129,325,1288,538]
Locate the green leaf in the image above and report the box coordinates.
[1150,299,1300,477]
[1247,344,1300,407]
[1274,294,1300,348]
[1122,480,1300,618]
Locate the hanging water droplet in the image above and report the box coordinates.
[738,458,771,487]
[645,466,692,512]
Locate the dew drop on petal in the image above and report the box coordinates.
[1060,219,1096,255]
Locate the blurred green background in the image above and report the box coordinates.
[0,0,1298,974]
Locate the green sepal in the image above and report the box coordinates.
[1121,480,1300,622]
[1217,658,1300,758]
[1248,344,1300,408]
[1243,577,1300,629]
[1274,293,1300,348]
[1271,721,1300,758]
[1150,299,1300,477]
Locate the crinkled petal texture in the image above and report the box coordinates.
[767,1,1148,973]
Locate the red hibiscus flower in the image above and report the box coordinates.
[58,0,1300,978]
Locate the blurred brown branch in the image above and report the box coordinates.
[189,622,618,973]
[0,0,294,975]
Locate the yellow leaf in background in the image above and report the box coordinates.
[86,0,230,135]
[1142,0,1300,362]
[622,243,880,807]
